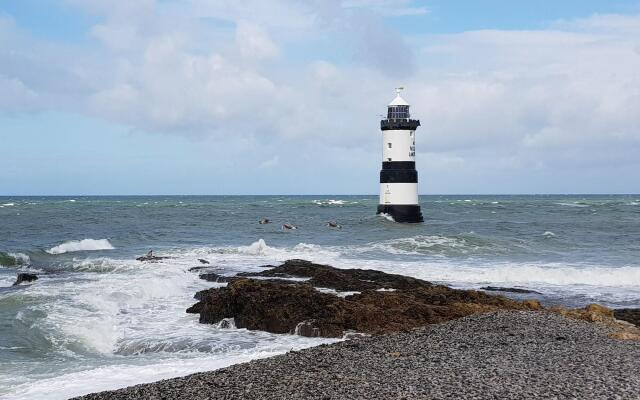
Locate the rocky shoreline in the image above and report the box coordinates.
[186,259,639,340]
[72,259,640,399]
[73,311,640,400]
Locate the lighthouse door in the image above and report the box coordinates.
[384,185,391,204]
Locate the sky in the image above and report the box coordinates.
[1,0,639,195]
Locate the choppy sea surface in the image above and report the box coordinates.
[1,195,639,399]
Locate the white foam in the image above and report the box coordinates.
[3,347,331,400]
[556,202,589,208]
[46,239,114,255]
[542,231,556,237]
[2,202,15,206]
[312,199,350,206]
[315,287,360,297]
[378,213,395,222]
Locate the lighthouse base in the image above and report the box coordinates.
[377,205,423,223]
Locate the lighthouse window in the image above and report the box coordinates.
[387,105,410,119]
[387,143,392,148]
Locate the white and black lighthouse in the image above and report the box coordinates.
[376,88,423,223]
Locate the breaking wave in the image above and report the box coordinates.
[0,252,30,267]
[311,199,358,207]
[46,239,115,255]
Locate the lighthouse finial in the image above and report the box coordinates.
[395,87,404,95]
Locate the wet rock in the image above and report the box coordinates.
[613,308,640,327]
[199,273,236,283]
[238,259,431,292]
[481,286,541,294]
[12,273,38,286]
[294,320,322,337]
[188,261,540,338]
[198,259,210,264]
[188,266,209,272]
[135,255,169,262]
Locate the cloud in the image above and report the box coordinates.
[235,21,280,60]
[1,4,640,192]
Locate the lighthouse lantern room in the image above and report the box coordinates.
[376,88,423,223]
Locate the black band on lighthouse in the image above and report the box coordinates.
[382,161,415,170]
[380,169,418,183]
[381,119,420,131]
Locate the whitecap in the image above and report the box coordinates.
[378,213,395,222]
[46,239,115,255]
[542,231,556,237]
[2,203,15,207]
[555,202,588,208]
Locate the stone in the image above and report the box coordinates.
[199,273,235,283]
[237,259,432,292]
[613,308,640,327]
[481,286,542,294]
[198,259,210,264]
[135,255,169,262]
[12,273,38,286]
[188,260,540,338]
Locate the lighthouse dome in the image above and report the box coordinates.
[388,94,409,106]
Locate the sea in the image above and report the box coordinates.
[1,195,639,399]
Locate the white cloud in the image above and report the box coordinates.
[235,21,280,60]
[1,5,640,192]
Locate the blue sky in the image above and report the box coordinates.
[1,0,640,195]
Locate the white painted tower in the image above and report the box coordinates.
[376,88,423,223]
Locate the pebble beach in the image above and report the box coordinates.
[73,311,640,400]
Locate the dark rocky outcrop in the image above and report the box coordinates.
[614,308,640,327]
[188,260,541,338]
[198,259,210,264]
[481,286,542,294]
[135,255,169,262]
[199,273,236,283]
[13,273,38,286]
[237,259,432,292]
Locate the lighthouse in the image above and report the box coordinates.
[376,88,423,223]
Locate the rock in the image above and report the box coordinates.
[12,273,38,286]
[294,320,322,337]
[522,300,543,310]
[198,259,210,264]
[481,286,541,294]
[613,308,640,327]
[552,304,640,341]
[199,273,236,283]
[188,266,208,272]
[188,261,540,338]
[608,331,640,341]
[238,259,432,292]
[135,255,169,262]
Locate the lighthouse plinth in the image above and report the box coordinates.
[376,88,423,223]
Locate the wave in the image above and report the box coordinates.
[1,202,15,207]
[555,202,589,208]
[215,239,640,289]
[0,252,30,267]
[46,239,115,255]
[311,199,358,207]
[378,213,395,222]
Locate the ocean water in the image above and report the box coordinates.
[1,195,639,399]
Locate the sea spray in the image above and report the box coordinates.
[46,239,115,255]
